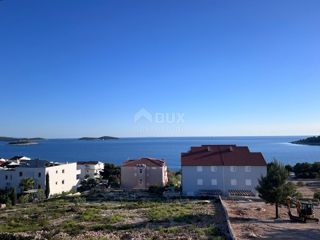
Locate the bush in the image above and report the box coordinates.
[293,162,320,179]
[78,178,98,192]
[296,181,305,187]
[148,186,165,195]
[314,192,320,200]
[19,194,30,204]
[0,189,11,205]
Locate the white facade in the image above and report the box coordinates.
[0,160,80,196]
[77,161,104,180]
[182,165,267,196]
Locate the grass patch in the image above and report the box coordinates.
[60,220,84,235]
[147,202,193,221]
[0,218,40,233]
[80,208,100,221]
[104,214,124,224]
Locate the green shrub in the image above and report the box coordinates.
[19,194,30,204]
[60,220,83,235]
[80,208,100,221]
[104,214,123,224]
[148,186,165,195]
[314,192,320,200]
[296,181,305,187]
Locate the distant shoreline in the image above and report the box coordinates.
[79,136,119,141]
[9,142,39,146]
[291,136,320,146]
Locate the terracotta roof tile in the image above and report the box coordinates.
[122,158,166,167]
[181,145,266,166]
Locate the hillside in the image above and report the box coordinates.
[292,136,320,146]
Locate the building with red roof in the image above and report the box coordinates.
[181,145,267,196]
[121,158,168,190]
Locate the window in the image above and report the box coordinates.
[245,166,252,173]
[62,180,65,184]
[5,175,8,180]
[197,166,203,172]
[230,166,237,172]
[56,182,58,185]
[38,172,41,178]
[139,169,143,174]
[62,169,65,174]
[211,179,217,186]
[245,179,252,186]
[56,170,58,174]
[19,172,23,177]
[197,179,203,186]
[139,179,143,184]
[211,166,217,172]
[231,179,237,186]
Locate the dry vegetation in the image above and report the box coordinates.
[0,197,227,240]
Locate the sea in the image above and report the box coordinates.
[1,136,320,170]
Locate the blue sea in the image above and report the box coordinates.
[1,136,320,169]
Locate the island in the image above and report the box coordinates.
[0,136,45,146]
[8,140,39,145]
[0,137,45,142]
[79,136,119,141]
[291,136,320,146]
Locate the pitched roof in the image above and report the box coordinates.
[10,156,25,160]
[122,158,166,167]
[181,145,266,166]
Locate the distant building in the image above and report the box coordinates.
[77,161,104,180]
[0,158,7,167]
[121,158,168,190]
[9,156,31,163]
[181,145,267,197]
[0,159,80,196]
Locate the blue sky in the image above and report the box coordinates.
[0,0,320,138]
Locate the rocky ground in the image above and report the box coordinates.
[0,197,228,240]
[224,199,320,240]
[224,180,320,240]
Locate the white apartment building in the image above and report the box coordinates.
[77,161,104,180]
[0,159,80,196]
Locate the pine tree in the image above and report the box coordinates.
[256,160,297,218]
[45,173,50,199]
[11,188,17,206]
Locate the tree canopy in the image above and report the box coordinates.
[256,160,298,218]
[19,178,35,192]
[101,163,120,187]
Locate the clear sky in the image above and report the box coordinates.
[1,0,320,138]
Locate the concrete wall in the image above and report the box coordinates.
[121,166,168,190]
[182,165,266,196]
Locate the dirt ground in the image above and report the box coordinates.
[292,179,320,199]
[224,199,320,240]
